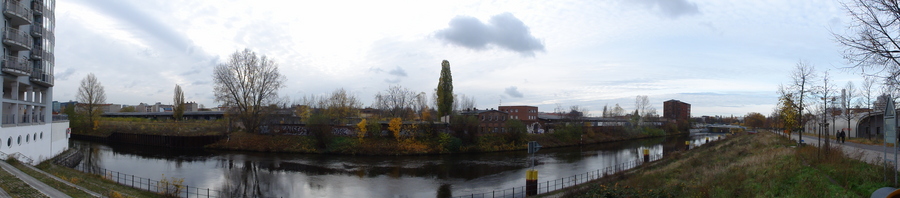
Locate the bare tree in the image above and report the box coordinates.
[213,49,286,134]
[835,0,900,80]
[374,85,416,119]
[841,81,860,137]
[77,73,106,128]
[634,95,654,126]
[860,76,877,109]
[817,70,837,154]
[611,104,625,117]
[173,84,185,121]
[454,94,476,112]
[788,61,817,145]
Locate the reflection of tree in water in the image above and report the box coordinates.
[218,159,282,198]
[436,184,452,198]
[73,141,102,173]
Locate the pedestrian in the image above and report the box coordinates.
[839,130,846,144]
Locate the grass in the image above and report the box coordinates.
[7,160,96,198]
[32,159,161,198]
[0,161,47,198]
[557,131,888,198]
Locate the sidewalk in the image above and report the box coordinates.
[0,160,70,198]
[785,133,900,170]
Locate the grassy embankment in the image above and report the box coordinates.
[5,156,162,198]
[553,131,887,197]
[74,117,226,137]
[0,160,46,198]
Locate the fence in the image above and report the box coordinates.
[452,154,664,198]
[75,164,221,198]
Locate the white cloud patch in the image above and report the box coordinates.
[505,86,524,98]
[388,66,407,77]
[625,0,700,19]
[435,13,545,56]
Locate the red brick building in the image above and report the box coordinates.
[663,99,691,122]
[460,109,509,133]
[499,105,538,123]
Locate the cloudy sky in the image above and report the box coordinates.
[55,0,864,117]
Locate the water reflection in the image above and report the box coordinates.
[71,133,722,197]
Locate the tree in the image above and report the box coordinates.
[454,94,476,111]
[119,106,136,112]
[777,93,800,134]
[173,84,185,121]
[323,88,361,124]
[77,73,106,130]
[213,49,286,134]
[787,61,817,144]
[634,95,655,126]
[835,0,900,81]
[374,85,416,119]
[611,104,625,117]
[357,119,367,141]
[744,112,766,129]
[504,119,527,144]
[437,60,454,118]
[817,70,836,151]
[860,76,877,109]
[389,117,403,141]
[841,81,860,137]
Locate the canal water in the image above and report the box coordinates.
[71,133,724,197]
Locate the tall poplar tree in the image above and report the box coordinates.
[173,84,185,121]
[437,60,454,118]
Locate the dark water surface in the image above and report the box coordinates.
[72,133,724,197]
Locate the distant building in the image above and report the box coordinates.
[499,105,538,122]
[460,109,509,133]
[663,100,691,122]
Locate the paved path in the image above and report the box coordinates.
[784,132,900,170]
[0,161,70,198]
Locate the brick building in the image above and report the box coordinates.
[460,109,509,133]
[663,99,691,122]
[499,105,538,123]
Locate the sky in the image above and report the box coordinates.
[54,0,867,117]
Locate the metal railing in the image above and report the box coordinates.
[2,114,14,124]
[1,55,32,76]
[3,0,31,25]
[3,28,32,50]
[30,24,42,37]
[30,70,52,86]
[76,164,222,198]
[453,154,664,198]
[31,0,42,15]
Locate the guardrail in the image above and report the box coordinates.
[76,164,221,198]
[452,154,664,198]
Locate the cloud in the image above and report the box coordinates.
[388,66,407,77]
[78,0,196,53]
[625,0,700,19]
[505,86,524,98]
[56,68,76,81]
[436,13,545,56]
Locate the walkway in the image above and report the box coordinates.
[0,160,70,198]
[785,133,900,170]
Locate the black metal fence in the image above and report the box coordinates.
[76,164,221,198]
[452,154,664,198]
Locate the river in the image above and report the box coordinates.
[71,133,724,198]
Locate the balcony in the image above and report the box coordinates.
[31,0,41,16]
[30,24,41,37]
[3,28,32,51]
[30,45,41,60]
[1,56,31,76]
[3,0,31,26]
[30,70,52,87]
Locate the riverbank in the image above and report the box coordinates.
[205,128,687,155]
[544,131,886,197]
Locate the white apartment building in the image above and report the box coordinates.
[0,0,66,165]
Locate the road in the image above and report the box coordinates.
[785,132,900,170]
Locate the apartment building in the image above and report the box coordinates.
[0,0,68,165]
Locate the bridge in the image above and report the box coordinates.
[704,124,746,133]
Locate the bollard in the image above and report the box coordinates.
[706,137,709,143]
[685,141,690,150]
[642,149,650,163]
[526,170,538,196]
